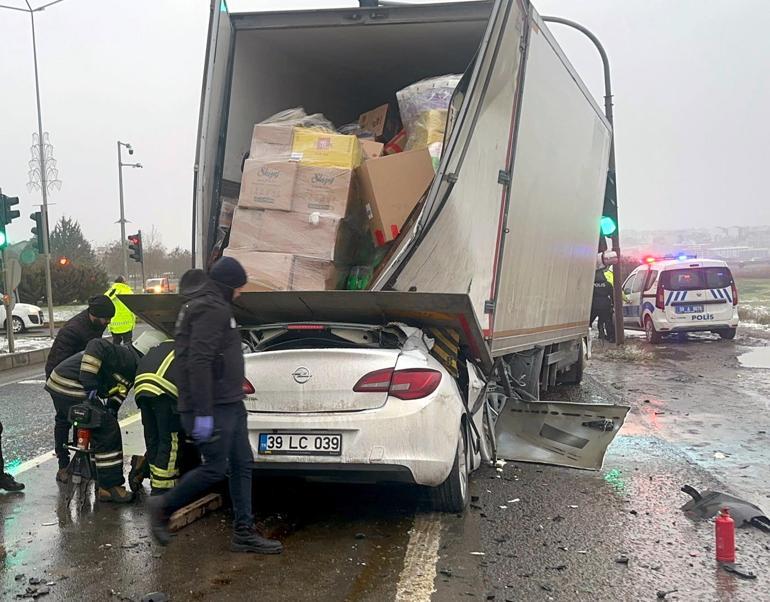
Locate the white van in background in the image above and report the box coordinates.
[622,257,739,343]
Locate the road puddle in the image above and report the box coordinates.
[738,346,770,368]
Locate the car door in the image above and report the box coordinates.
[622,270,641,327]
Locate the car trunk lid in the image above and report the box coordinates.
[244,348,400,413]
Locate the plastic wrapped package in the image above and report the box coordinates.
[291,128,363,169]
[223,249,348,292]
[228,207,361,263]
[396,75,461,168]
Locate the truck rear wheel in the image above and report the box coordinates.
[431,426,469,513]
[644,317,662,344]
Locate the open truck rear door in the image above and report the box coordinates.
[194,0,234,268]
[122,290,627,471]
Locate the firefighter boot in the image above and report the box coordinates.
[98,486,135,503]
[0,472,24,492]
[128,455,148,493]
[230,526,283,555]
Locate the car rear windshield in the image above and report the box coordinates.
[661,267,733,291]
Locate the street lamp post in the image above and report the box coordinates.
[116,141,142,279]
[0,0,72,336]
[542,15,625,346]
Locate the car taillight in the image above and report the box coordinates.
[242,378,255,395]
[353,368,442,400]
[731,282,738,306]
[656,282,665,310]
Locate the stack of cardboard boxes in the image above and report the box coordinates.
[226,107,436,292]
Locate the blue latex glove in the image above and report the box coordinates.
[87,390,100,402]
[192,416,214,442]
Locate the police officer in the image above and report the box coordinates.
[0,421,24,491]
[591,268,615,342]
[46,331,164,495]
[128,270,206,495]
[45,295,115,379]
[105,276,136,345]
[148,258,282,554]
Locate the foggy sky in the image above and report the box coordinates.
[1,0,768,251]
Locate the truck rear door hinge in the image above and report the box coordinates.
[498,170,511,185]
[444,172,458,183]
[485,300,495,314]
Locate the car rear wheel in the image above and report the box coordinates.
[644,317,661,344]
[718,328,737,340]
[431,425,469,513]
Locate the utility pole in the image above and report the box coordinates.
[29,5,56,338]
[542,15,625,345]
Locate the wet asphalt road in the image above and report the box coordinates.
[1,326,769,600]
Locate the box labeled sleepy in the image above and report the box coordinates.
[238,159,297,211]
[293,166,353,217]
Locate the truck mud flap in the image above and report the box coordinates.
[494,400,629,470]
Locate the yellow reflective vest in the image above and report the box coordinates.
[105,282,136,334]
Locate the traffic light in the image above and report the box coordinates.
[0,193,21,250]
[128,232,143,263]
[600,170,618,237]
[30,211,46,253]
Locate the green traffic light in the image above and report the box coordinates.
[600,215,617,236]
[0,230,7,249]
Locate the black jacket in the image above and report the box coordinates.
[174,280,244,416]
[45,338,138,403]
[135,340,178,402]
[45,310,107,378]
[592,271,614,312]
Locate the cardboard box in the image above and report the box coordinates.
[356,148,435,246]
[250,123,294,159]
[223,249,346,292]
[358,104,401,142]
[291,128,362,169]
[228,207,358,262]
[223,249,292,292]
[292,166,353,217]
[292,255,348,291]
[238,160,297,211]
[360,140,384,161]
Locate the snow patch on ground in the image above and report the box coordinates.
[0,337,52,353]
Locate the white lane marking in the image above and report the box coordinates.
[18,379,47,385]
[395,512,442,602]
[0,372,45,388]
[12,413,142,476]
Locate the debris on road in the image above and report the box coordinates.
[721,563,758,580]
[681,485,770,531]
[615,555,630,565]
[656,589,678,599]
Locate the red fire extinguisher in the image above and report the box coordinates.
[716,507,735,563]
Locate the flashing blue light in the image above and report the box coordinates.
[677,254,688,261]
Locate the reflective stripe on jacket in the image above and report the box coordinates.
[106,282,136,334]
[135,340,178,401]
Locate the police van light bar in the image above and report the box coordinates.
[643,256,656,264]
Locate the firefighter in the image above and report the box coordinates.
[45,295,115,379]
[148,259,282,554]
[128,270,207,495]
[0,421,24,491]
[105,276,136,345]
[591,268,615,342]
[45,330,165,497]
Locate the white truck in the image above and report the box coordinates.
[127,0,628,506]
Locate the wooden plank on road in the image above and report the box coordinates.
[168,493,223,532]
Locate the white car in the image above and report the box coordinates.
[622,257,739,343]
[241,322,481,512]
[0,302,45,333]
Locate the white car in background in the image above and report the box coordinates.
[0,302,45,333]
[241,322,481,512]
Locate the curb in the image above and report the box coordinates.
[0,347,50,372]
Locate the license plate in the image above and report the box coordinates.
[676,304,704,314]
[258,432,342,456]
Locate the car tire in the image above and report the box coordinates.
[5,317,25,334]
[431,425,469,513]
[644,317,661,344]
[719,328,737,340]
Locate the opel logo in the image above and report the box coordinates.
[292,367,311,384]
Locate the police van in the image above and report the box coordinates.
[622,257,739,343]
